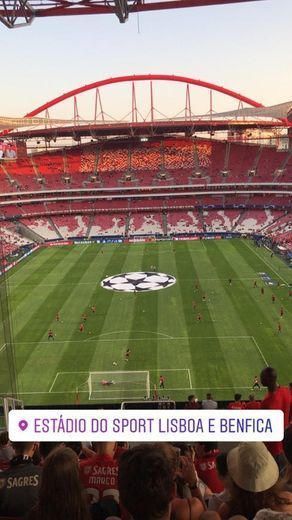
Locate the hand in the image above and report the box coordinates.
[186,445,195,462]
[177,455,198,487]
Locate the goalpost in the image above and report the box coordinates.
[88,370,150,400]
[2,397,24,430]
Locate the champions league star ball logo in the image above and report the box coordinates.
[101,272,176,293]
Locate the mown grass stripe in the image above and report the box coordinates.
[185,240,235,390]
[15,246,99,384]
[211,241,278,373]
[17,245,109,395]
[157,241,195,394]
[48,244,134,399]
[128,243,159,389]
[228,240,292,382]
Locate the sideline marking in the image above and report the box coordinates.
[244,240,289,285]
[15,386,263,396]
[11,335,253,345]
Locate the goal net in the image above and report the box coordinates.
[88,371,150,401]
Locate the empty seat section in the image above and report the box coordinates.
[129,213,163,235]
[89,214,126,236]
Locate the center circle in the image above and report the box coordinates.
[100,271,176,292]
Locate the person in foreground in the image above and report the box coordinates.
[0,441,41,517]
[283,425,292,492]
[119,443,205,520]
[118,444,174,520]
[218,442,292,520]
[26,446,90,520]
[260,366,290,471]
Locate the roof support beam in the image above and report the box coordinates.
[0,0,265,28]
[0,0,34,27]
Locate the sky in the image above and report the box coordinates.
[0,0,292,118]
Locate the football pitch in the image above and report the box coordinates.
[1,239,291,405]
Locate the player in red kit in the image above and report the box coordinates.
[159,375,165,389]
[277,322,282,334]
[280,307,284,318]
[197,313,202,322]
[252,376,261,390]
[272,294,276,303]
[79,323,84,332]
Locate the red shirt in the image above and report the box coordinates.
[195,450,224,493]
[79,453,119,504]
[261,386,291,456]
[245,400,261,410]
[228,401,246,410]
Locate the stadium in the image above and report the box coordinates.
[0,71,291,407]
[0,1,291,519]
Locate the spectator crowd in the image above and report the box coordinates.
[0,366,291,520]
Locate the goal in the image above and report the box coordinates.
[88,371,150,400]
[2,396,23,430]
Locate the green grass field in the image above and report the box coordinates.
[1,239,291,406]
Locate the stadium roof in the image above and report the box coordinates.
[1,74,290,140]
[0,116,81,130]
[212,101,292,120]
[0,0,266,28]
[1,101,291,132]
[1,104,291,140]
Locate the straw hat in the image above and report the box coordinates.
[227,442,279,492]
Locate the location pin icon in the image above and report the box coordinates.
[19,420,28,431]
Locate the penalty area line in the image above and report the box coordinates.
[251,336,269,367]
[49,371,89,393]
[187,369,193,389]
[49,372,61,393]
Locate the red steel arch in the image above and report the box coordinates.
[25,74,264,118]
